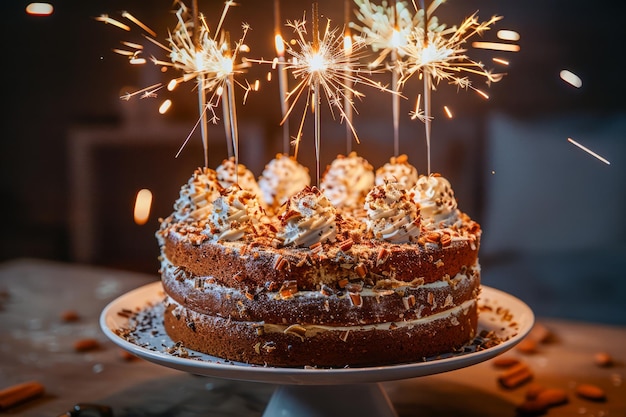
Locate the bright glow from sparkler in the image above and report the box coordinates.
[560,69,582,88]
[309,52,326,72]
[351,0,420,68]
[344,34,353,56]
[275,34,285,56]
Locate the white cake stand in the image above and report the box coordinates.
[100,282,534,417]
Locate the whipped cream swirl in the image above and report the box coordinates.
[375,154,418,190]
[204,185,265,241]
[173,167,223,222]
[216,157,263,203]
[258,153,311,210]
[320,152,375,209]
[412,174,459,229]
[365,181,421,243]
[277,186,337,247]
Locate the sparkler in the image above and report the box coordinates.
[97,1,251,169]
[253,3,391,185]
[397,0,510,174]
[351,0,422,156]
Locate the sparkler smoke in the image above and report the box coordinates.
[97,1,251,169]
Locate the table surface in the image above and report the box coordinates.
[1,258,624,417]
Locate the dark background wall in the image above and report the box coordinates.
[2,0,625,277]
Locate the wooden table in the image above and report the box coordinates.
[1,258,624,416]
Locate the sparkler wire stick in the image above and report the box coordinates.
[344,0,354,154]
[313,2,322,186]
[420,0,433,174]
[391,49,401,157]
[391,0,400,157]
[274,0,291,154]
[191,0,210,167]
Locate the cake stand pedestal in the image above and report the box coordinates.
[264,383,396,417]
[100,283,534,417]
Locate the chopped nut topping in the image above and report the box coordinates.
[278,280,298,298]
[427,292,434,305]
[273,255,289,271]
[320,284,335,296]
[402,294,416,310]
[339,238,354,251]
[337,278,349,288]
[376,248,390,265]
[354,263,367,278]
[348,291,363,307]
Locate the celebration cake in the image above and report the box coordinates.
[156,154,482,368]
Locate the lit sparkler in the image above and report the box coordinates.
[398,0,513,174]
[97,1,252,169]
[253,3,390,185]
[351,0,422,156]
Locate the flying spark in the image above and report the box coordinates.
[567,138,610,165]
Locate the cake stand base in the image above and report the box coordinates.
[264,383,397,417]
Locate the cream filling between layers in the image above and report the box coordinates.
[167,295,475,338]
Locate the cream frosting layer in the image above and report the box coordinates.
[277,186,337,247]
[412,174,460,229]
[173,167,222,222]
[258,154,311,210]
[320,152,375,209]
[374,155,418,189]
[365,181,421,243]
[203,185,265,241]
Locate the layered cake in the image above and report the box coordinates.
[156,153,482,368]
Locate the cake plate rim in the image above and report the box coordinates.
[100,281,534,386]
